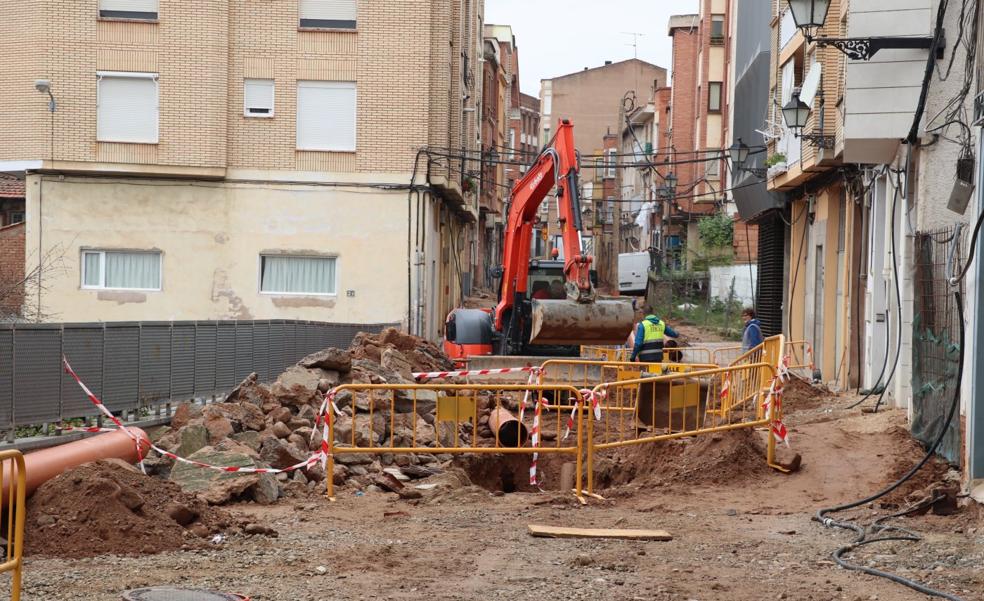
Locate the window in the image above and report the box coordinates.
[244,79,275,117]
[296,81,356,151]
[8,212,24,225]
[82,250,161,291]
[605,149,616,178]
[708,82,722,113]
[260,255,336,295]
[97,72,159,143]
[99,0,157,20]
[706,157,720,178]
[509,129,516,158]
[299,0,356,29]
[710,15,725,43]
[542,92,552,116]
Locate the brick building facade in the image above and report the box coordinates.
[0,0,485,340]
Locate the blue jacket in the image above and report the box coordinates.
[630,316,679,361]
[742,318,764,351]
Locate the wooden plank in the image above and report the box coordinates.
[527,524,672,541]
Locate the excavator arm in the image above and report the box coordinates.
[493,120,634,352]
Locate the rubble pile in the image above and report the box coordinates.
[147,327,464,504]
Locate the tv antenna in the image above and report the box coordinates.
[622,32,645,58]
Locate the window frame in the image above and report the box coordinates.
[295,80,357,152]
[258,254,338,297]
[708,82,723,113]
[605,149,617,178]
[244,78,275,118]
[98,0,158,21]
[80,249,162,292]
[299,0,357,30]
[96,71,160,144]
[710,15,725,44]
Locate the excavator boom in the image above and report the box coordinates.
[494,120,634,351]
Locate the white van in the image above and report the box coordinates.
[618,252,650,295]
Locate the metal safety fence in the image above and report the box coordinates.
[0,320,395,436]
[325,384,587,498]
[712,345,745,366]
[537,359,717,390]
[585,362,784,494]
[0,450,25,601]
[580,345,715,365]
[784,340,815,373]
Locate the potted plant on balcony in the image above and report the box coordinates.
[765,152,788,178]
[462,176,476,193]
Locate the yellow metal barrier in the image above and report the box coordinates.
[581,345,716,365]
[325,384,586,499]
[538,359,717,390]
[785,340,815,372]
[711,345,745,366]
[580,346,630,362]
[0,450,26,601]
[585,363,783,494]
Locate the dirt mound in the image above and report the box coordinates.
[593,429,771,490]
[25,460,238,558]
[877,427,958,508]
[782,378,829,410]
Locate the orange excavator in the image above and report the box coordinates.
[444,120,635,358]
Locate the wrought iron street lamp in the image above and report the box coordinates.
[728,138,767,178]
[786,0,942,61]
[781,88,835,149]
[728,138,750,168]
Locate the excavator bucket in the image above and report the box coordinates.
[529,298,636,346]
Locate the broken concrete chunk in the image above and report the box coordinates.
[299,347,352,373]
[260,437,309,470]
[171,403,203,430]
[177,424,209,457]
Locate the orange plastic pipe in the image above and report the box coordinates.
[2,428,151,502]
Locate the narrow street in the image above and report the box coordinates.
[6,381,981,601]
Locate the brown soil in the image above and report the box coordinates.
[24,460,238,558]
[593,428,771,490]
[782,377,831,410]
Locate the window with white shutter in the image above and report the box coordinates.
[99,0,158,20]
[97,72,159,144]
[299,0,357,29]
[296,81,357,152]
[244,79,275,117]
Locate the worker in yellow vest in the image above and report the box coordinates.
[629,312,681,363]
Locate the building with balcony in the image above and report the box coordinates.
[0,0,485,341]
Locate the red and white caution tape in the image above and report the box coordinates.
[64,356,328,476]
[528,393,549,486]
[413,366,541,381]
[761,376,790,446]
[63,357,150,474]
[720,372,731,404]
[563,387,606,440]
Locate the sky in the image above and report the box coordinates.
[484,0,699,97]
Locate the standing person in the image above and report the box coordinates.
[629,310,680,363]
[741,307,764,352]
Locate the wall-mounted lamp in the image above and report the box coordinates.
[728,138,767,178]
[35,79,56,112]
[781,88,835,149]
[787,0,943,61]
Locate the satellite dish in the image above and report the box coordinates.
[801,62,822,107]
